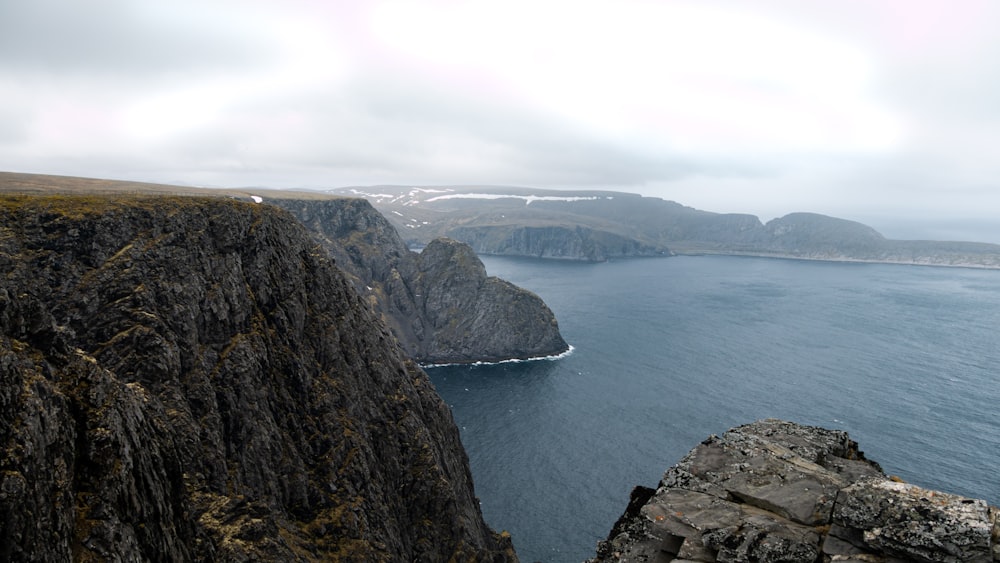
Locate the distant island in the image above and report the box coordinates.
[330,185,1000,268]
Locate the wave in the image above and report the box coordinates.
[421,345,575,369]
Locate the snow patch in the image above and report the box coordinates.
[347,188,396,199]
[424,193,607,205]
[409,187,453,195]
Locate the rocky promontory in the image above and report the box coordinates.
[591,419,999,563]
[271,197,569,364]
[0,195,517,561]
[0,173,569,364]
[410,237,569,363]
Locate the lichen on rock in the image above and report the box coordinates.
[591,419,998,563]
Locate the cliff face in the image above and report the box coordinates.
[447,225,669,262]
[0,195,517,562]
[272,198,568,364]
[590,419,1000,563]
[411,238,568,363]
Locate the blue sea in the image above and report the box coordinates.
[425,255,1000,563]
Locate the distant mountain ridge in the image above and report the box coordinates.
[331,185,1000,268]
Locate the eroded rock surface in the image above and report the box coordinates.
[591,419,998,563]
[0,195,517,562]
[272,198,568,364]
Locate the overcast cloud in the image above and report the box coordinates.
[2,0,999,240]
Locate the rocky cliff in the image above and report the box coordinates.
[448,225,669,262]
[0,173,569,364]
[590,419,999,563]
[409,237,568,363]
[0,195,517,562]
[271,198,568,364]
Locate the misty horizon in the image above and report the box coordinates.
[2,1,999,241]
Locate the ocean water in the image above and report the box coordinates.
[426,255,1000,563]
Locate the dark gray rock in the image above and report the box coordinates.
[271,198,569,364]
[412,237,569,363]
[590,419,999,563]
[0,195,517,562]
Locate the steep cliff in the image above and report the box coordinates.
[0,195,517,562]
[271,198,568,364]
[447,225,669,261]
[410,238,568,363]
[590,419,999,563]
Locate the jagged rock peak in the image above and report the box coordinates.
[0,194,517,562]
[591,419,999,563]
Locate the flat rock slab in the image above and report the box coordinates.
[641,489,822,562]
[833,478,994,563]
[661,419,883,527]
[590,419,999,563]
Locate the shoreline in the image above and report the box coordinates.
[420,344,575,369]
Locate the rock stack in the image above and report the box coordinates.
[591,419,999,563]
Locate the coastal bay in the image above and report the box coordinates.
[429,255,1000,562]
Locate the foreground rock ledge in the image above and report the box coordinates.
[590,419,999,563]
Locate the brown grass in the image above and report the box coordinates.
[0,171,347,201]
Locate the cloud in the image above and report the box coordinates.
[0,102,29,145]
[140,77,705,188]
[366,0,904,156]
[0,1,276,75]
[1,0,999,240]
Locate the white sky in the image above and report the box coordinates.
[2,0,999,240]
